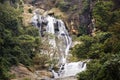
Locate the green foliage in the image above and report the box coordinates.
[104,36,120,54]
[88,43,104,59]
[72,31,119,79]
[71,43,88,59]
[79,35,95,47]
[28,8,32,13]
[95,32,112,43]
[109,21,120,35]
[78,60,101,80]
[33,54,50,68]
[78,26,88,35]
[76,0,120,79]
[56,0,70,12]
[104,22,120,54]
[0,0,4,3]
[96,55,120,80]
[71,36,92,59]
[0,3,41,79]
[81,0,90,13]
[25,27,39,37]
[78,54,120,80]
[72,32,111,59]
[93,1,112,31]
[92,0,120,31]
[69,5,77,11]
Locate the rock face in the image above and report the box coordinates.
[22,4,34,26]
[23,0,95,35]
[112,0,120,10]
[10,64,37,80]
[79,0,93,35]
[10,64,53,80]
[24,0,80,35]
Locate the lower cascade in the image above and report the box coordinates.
[31,10,87,79]
[52,61,87,78]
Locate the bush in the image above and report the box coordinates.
[78,60,101,80]
[71,35,96,59]
[78,54,120,80]
[56,1,70,12]
[28,8,32,13]
[0,3,41,79]
[88,43,104,59]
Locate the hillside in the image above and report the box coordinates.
[0,0,120,80]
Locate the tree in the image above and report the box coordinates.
[92,1,114,31]
[0,3,41,79]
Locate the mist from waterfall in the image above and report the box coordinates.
[31,10,87,79]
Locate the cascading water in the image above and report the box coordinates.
[58,61,87,78]
[45,15,56,48]
[31,10,87,79]
[31,10,43,36]
[52,19,87,78]
[56,19,72,65]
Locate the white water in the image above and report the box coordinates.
[46,15,56,48]
[57,19,72,65]
[58,61,86,78]
[31,10,43,36]
[31,11,87,79]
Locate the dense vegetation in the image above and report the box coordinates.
[71,0,120,80]
[0,1,41,79]
[0,0,120,80]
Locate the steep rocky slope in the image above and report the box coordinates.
[24,0,95,35]
[23,0,88,35]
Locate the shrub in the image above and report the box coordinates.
[28,8,32,13]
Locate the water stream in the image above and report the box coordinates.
[31,10,87,79]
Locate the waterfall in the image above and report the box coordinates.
[45,15,56,48]
[57,19,72,65]
[31,10,87,79]
[31,10,43,36]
